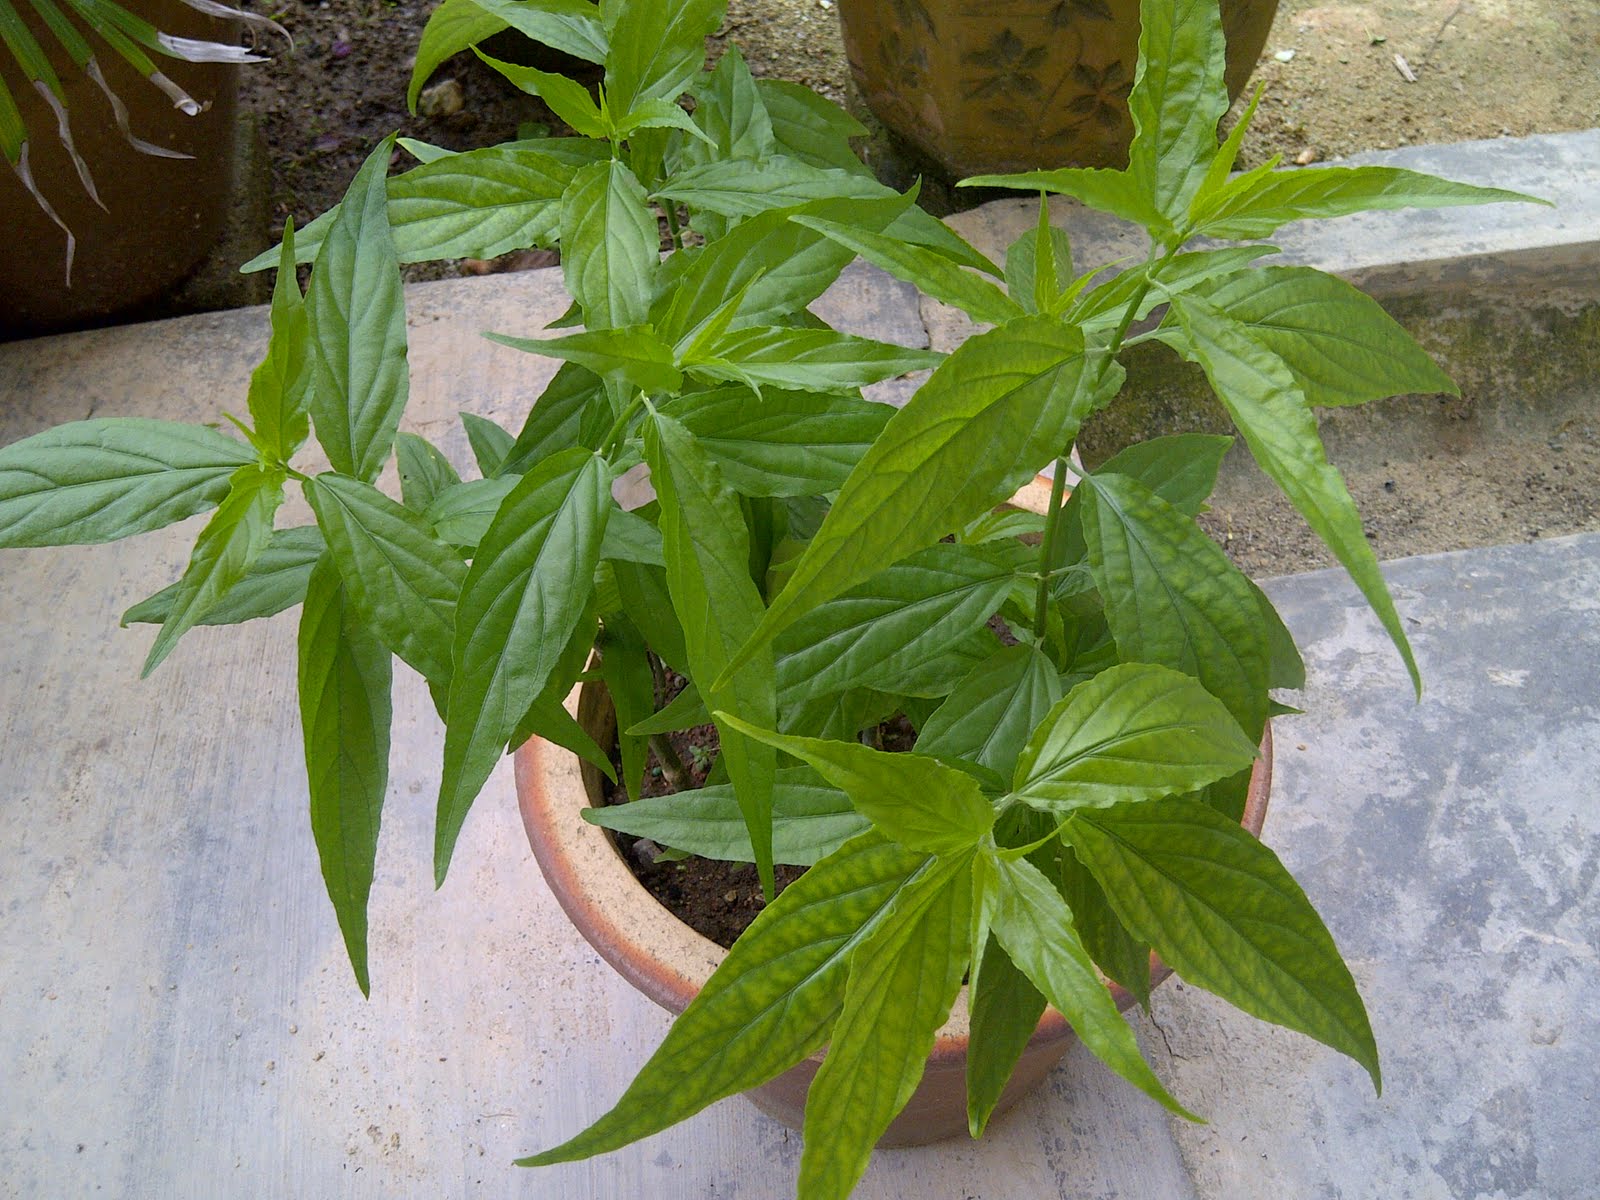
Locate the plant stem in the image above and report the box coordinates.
[1030,244,1176,641]
[650,733,690,791]
[664,201,684,253]
[600,391,648,458]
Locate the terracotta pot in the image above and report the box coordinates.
[835,0,1280,178]
[514,676,1273,1146]
[0,0,240,337]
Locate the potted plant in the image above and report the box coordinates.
[0,0,280,331]
[0,0,1541,1194]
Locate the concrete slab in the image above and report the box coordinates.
[2,222,1596,1196]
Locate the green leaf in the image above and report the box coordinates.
[1072,245,1279,329]
[0,418,255,547]
[773,543,1014,705]
[754,78,868,175]
[423,476,519,548]
[1004,206,1075,317]
[437,449,610,883]
[660,386,891,497]
[980,851,1195,1117]
[1252,579,1305,691]
[1126,0,1228,232]
[1192,82,1263,207]
[604,0,723,115]
[689,44,773,160]
[691,325,940,394]
[307,136,410,484]
[961,167,1162,235]
[247,221,313,460]
[1188,266,1456,407]
[612,98,712,144]
[1167,291,1420,693]
[521,829,928,1166]
[1090,433,1232,517]
[1011,662,1259,812]
[466,0,607,63]
[1190,163,1548,241]
[582,766,870,864]
[395,432,461,512]
[965,933,1046,1136]
[560,159,658,331]
[645,410,778,895]
[1056,842,1151,1007]
[474,48,606,137]
[298,552,392,996]
[142,464,286,676]
[121,526,325,628]
[916,643,1063,776]
[611,560,687,671]
[501,361,608,476]
[1080,470,1270,736]
[305,474,467,689]
[791,213,1021,327]
[460,413,515,478]
[1065,796,1381,1090]
[737,315,1100,662]
[487,326,682,393]
[654,191,915,345]
[717,713,994,855]
[595,617,654,800]
[598,504,664,566]
[799,850,973,1200]
[623,678,705,735]
[242,145,596,272]
[407,0,508,112]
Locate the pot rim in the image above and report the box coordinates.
[513,684,1273,1069]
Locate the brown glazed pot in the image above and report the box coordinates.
[835,0,1280,178]
[0,0,239,336]
[514,674,1273,1147]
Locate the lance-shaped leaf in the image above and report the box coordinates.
[467,0,607,63]
[242,144,596,272]
[1065,796,1381,1090]
[598,505,663,566]
[560,158,658,331]
[1189,163,1547,241]
[1089,433,1231,517]
[595,617,653,801]
[0,418,255,547]
[521,830,929,1166]
[1004,211,1075,317]
[756,77,868,175]
[660,386,891,497]
[437,449,610,883]
[605,0,723,116]
[1168,291,1420,693]
[475,49,607,138]
[690,325,941,394]
[791,213,1022,327]
[1080,470,1270,737]
[959,167,1162,237]
[487,327,682,393]
[1056,841,1151,1008]
[424,476,519,548]
[733,315,1098,667]
[799,850,974,1200]
[460,414,514,478]
[1126,0,1228,232]
[406,0,508,111]
[965,932,1047,1137]
[142,465,285,676]
[980,852,1196,1117]
[1071,245,1279,328]
[1012,663,1258,812]
[247,221,313,461]
[501,361,608,477]
[122,526,324,628]
[395,432,460,513]
[307,136,409,483]
[688,44,772,159]
[773,543,1014,704]
[1189,266,1456,408]
[645,411,778,894]
[305,474,466,689]
[717,713,994,855]
[298,553,392,996]
[916,643,1063,776]
[654,191,914,346]
[583,766,870,864]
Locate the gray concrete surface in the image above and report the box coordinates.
[2,131,1598,1197]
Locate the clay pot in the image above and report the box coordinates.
[835,0,1280,178]
[0,0,240,337]
[514,676,1273,1146]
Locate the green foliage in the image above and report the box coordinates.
[0,0,1549,1193]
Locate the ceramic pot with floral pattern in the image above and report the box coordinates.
[837,0,1278,177]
